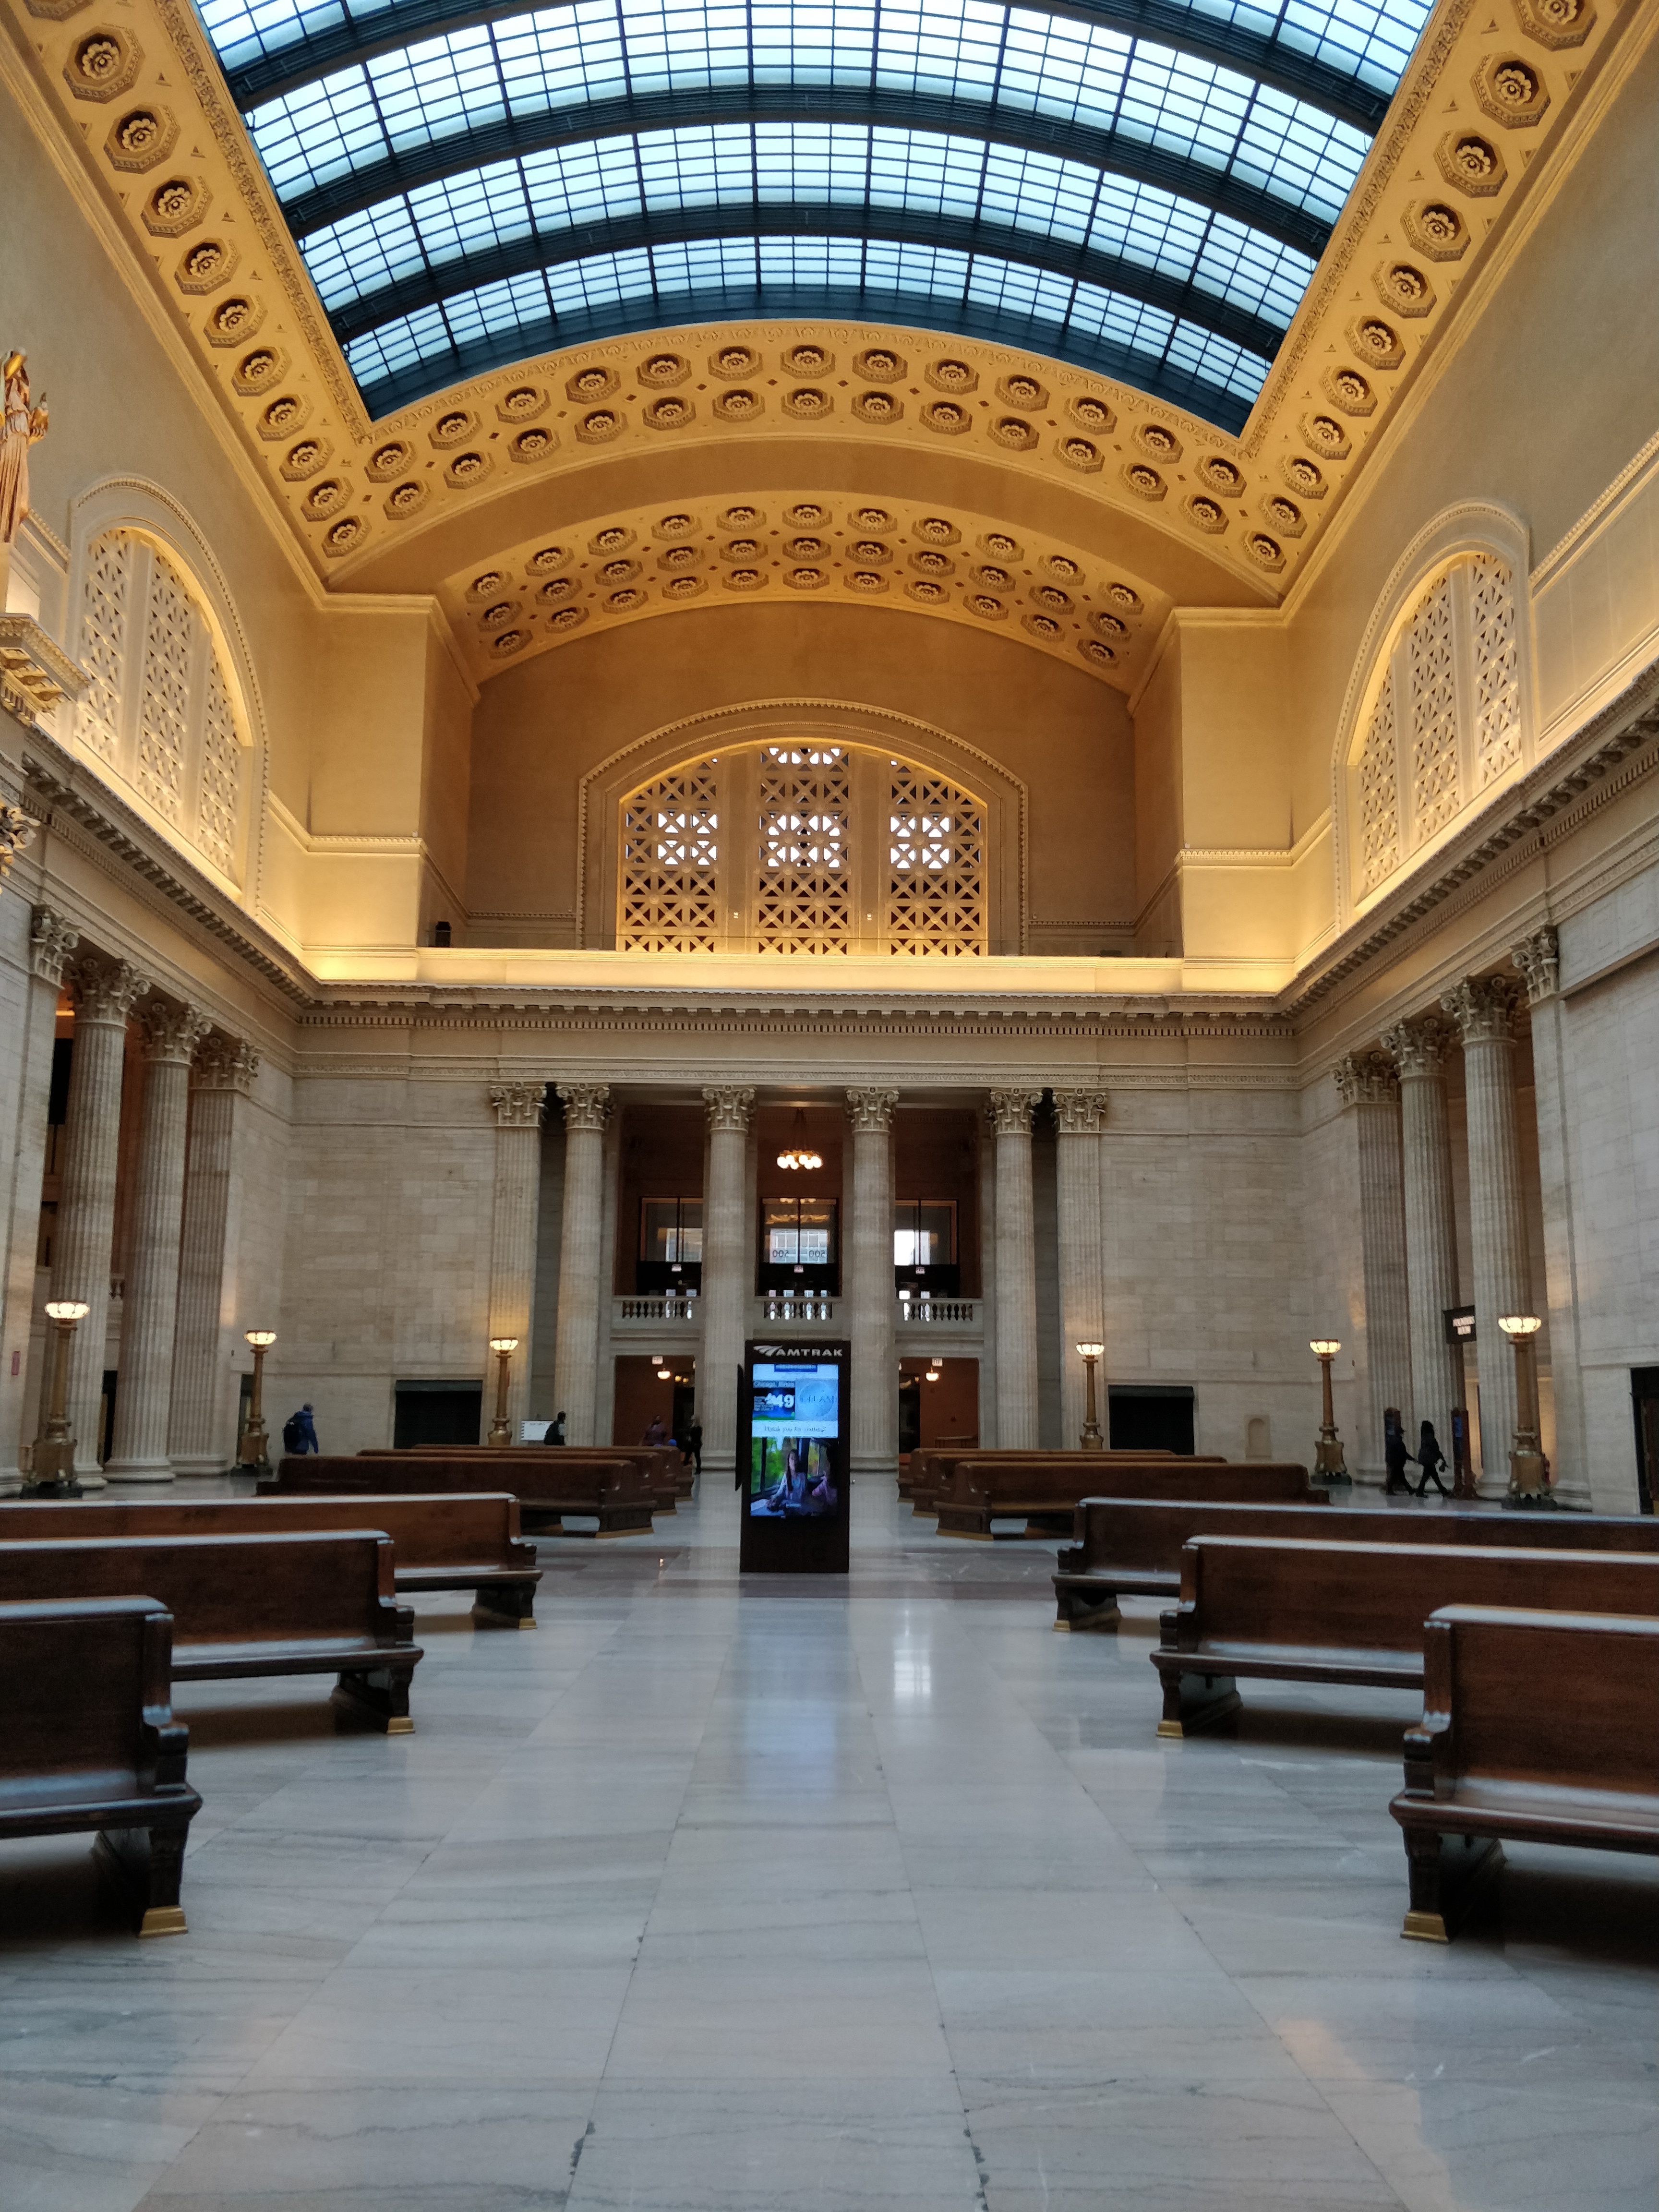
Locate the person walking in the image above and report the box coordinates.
[1382,1407,1417,1496]
[1414,1420,1451,1497]
[282,1404,319,1455]
[641,1414,667,1448]
[545,1411,566,1445]
[683,1415,702,1479]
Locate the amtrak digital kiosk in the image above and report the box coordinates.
[738,1339,850,1575]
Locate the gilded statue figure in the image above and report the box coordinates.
[0,351,49,547]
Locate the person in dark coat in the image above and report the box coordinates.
[1382,1407,1417,1495]
[1414,1420,1451,1497]
[683,1416,702,1477]
[545,1412,565,1445]
[282,1404,319,1455]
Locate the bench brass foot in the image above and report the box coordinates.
[1401,1909,1449,1942]
[139,1904,189,1936]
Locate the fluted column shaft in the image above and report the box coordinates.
[105,1003,210,1479]
[1443,976,1531,1493]
[990,1090,1042,1449]
[1335,1052,1411,1483]
[847,1088,899,1474]
[0,910,78,1490]
[169,1040,257,1474]
[1054,1088,1108,1447]
[548,1083,604,1445]
[54,957,148,1481]
[699,1086,755,1478]
[1381,1017,1464,1443]
[489,1081,549,1443]
[1513,926,1591,1504]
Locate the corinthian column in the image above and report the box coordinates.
[544,1083,604,1445]
[1379,1014,1464,1447]
[846,1087,899,1476]
[1334,1050,1411,1483]
[53,955,149,1482]
[989,1088,1042,1448]
[169,1039,258,1474]
[1512,926,1589,1503]
[1053,1088,1108,1447]
[0,908,77,1491]
[1441,974,1531,1493]
[699,1085,755,1479]
[104,1001,211,1479]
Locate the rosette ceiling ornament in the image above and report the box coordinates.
[196,0,1438,428]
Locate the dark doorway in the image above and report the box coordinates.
[1631,1369,1659,1515]
[899,1377,921,1455]
[394,1380,483,1447]
[99,1369,118,1465]
[1108,1384,1196,1455]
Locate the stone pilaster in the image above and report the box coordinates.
[1379,1015,1464,1448]
[699,1084,755,1479]
[1441,975,1531,1493]
[168,1038,257,1474]
[989,1088,1042,1449]
[846,1087,899,1475]
[0,908,77,1491]
[53,954,149,1482]
[548,1082,606,1444]
[1334,1050,1411,1483]
[1053,1087,1108,1448]
[104,1001,211,1479]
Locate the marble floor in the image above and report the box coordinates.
[1,1477,1656,2212]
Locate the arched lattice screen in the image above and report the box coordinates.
[1350,552,1521,902]
[74,529,246,880]
[619,745,986,955]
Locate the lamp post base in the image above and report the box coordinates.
[1313,1434,1351,1486]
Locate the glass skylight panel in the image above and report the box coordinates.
[1179,0,1434,94]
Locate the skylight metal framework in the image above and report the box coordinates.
[197,0,1435,424]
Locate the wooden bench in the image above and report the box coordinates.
[909,1448,1224,1514]
[0,1531,423,1732]
[1150,1537,1659,1738]
[1389,1604,1659,1940]
[0,1493,541,1627]
[1054,1496,1659,1630]
[0,1596,201,1936]
[267,1454,659,1537]
[934,1457,1315,1540]
[373,1443,688,1508]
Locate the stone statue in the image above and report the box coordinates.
[0,351,49,547]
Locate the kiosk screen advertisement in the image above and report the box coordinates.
[739,1341,849,1574]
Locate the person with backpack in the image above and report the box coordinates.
[282,1405,319,1455]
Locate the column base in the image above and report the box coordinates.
[170,1456,232,1477]
[102,1460,177,1483]
[851,1454,898,1479]
[73,1469,108,1491]
[0,1473,21,1497]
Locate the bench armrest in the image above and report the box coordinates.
[140,1706,190,1792]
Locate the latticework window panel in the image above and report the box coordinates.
[755,747,852,955]
[197,654,240,875]
[619,757,721,950]
[75,530,132,763]
[887,761,986,956]
[1407,572,1458,842]
[1358,668,1399,895]
[1470,553,1521,786]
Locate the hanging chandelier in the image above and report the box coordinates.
[776,1108,822,1172]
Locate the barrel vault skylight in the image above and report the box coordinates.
[196,0,1437,427]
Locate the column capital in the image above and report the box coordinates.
[1511,925,1559,1007]
[553,1082,606,1131]
[1440,973,1521,1045]
[987,1087,1042,1136]
[702,1084,755,1134]
[29,905,78,986]
[1053,1086,1109,1134]
[489,1079,546,1129]
[1378,1014,1449,1081]
[68,954,149,1026]
[142,1001,212,1065]
[845,1086,899,1134]
[0,801,37,885]
[193,1036,259,1094]
[1334,1050,1398,1107]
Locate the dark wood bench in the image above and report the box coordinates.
[0,1596,201,1936]
[268,1455,659,1536]
[1054,1496,1659,1630]
[0,1494,541,1627]
[934,1458,1315,1540]
[0,1531,423,1732]
[1151,1537,1659,1738]
[372,1444,688,1508]
[909,1448,1225,1515]
[1389,1604,1659,1941]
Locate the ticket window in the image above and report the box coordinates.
[759,1196,839,1293]
[893,1199,959,1297]
[638,1197,703,1293]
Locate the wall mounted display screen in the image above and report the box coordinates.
[739,1341,849,1574]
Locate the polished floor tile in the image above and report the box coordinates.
[0,1474,1654,2211]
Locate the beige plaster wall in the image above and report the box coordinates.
[465,599,1134,950]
